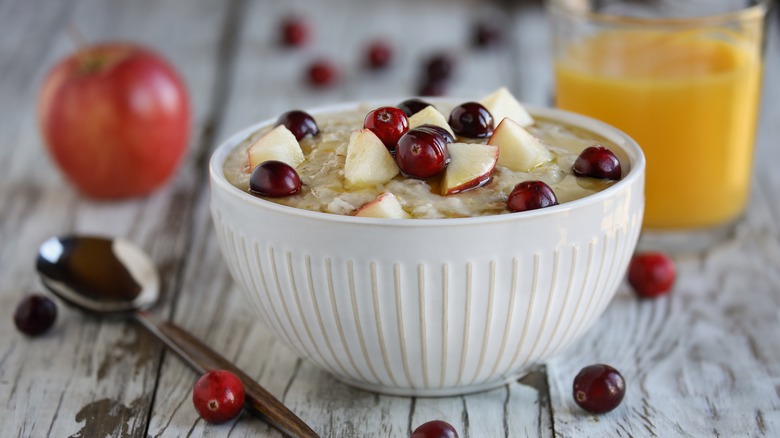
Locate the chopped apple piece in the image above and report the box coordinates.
[247,125,304,170]
[479,87,534,127]
[344,129,399,188]
[407,105,455,137]
[441,143,498,195]
[488,118,553,172]
[355,193,411,218]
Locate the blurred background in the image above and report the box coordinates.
[0,0,551,159]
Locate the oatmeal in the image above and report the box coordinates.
[223,97,621,219]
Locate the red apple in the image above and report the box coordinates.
[38,43,190,199]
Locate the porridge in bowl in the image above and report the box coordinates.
[208,91,645,396]
[222,88,625,219]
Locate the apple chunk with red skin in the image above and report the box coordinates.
[355,193,411,218]
[38,43,190,199]
[247,124,304,171]
[441,143,498,195]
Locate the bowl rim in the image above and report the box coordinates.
[209,98,645,228]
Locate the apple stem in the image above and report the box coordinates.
[66,22,87,50]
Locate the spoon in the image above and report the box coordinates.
[36,235,319,438]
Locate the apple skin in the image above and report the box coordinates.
[38,43,190,199]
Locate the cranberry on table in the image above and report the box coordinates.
[628,252,676,298]
[249,161,302,197]
[280,16,309,47]
[572,145,622,180]
[306,59,339,88]
[417,79,448,97]
[395,128,450,179]
[572,364,626,414]
[14,294,57,336]
[366,40,393,69]
[275,110,319,141]
[192,370,245,424]
[472,21,504,49]
[397,98,432,117]
[507,181,558,212]
[364,106,409,149]
[425,53,455,82]
[411,420,459,438]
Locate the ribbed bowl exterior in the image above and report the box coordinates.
[209,103,645,396]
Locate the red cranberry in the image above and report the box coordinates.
[448,102,494,138]
[280,16,309,47]
[425,53,455,82]
[395,128,450,179]
[249,160,302,197]
[397,98,432,117]
[573,364,626,414]
[472,21,503,49]
[628,252,676,298]
[364,106,409,149]
[14,294,57,336]
[572,145,622,180]
[192,370,245,424]
[411,420,459,438]
[417,79,448,97]
[416,124,455,144]
[366,40,393,69]
[306,59,338,88]
[507,181,558,212]
[275,110,319,141]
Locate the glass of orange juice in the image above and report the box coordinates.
[547,0,769,250]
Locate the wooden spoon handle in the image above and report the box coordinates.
[134,311,319,438]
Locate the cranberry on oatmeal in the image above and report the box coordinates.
[222,88,624,219]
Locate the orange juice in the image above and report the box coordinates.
[555,30,762,229]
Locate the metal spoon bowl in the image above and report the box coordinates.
[37,235,318,438]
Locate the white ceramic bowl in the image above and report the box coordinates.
[209,100,645,396]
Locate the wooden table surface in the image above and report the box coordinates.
[2,0,779,436]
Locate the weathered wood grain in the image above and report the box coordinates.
[546,11,780,438]
[0,0,229,436]
[2,0,780,436]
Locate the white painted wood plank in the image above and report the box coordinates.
[3,0,779,436]
[413,396,468,436]
[548,178,780,437]
[146,191,295,437]
[547,14,780,436]
[0,0,229,436]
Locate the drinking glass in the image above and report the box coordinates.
[547,0,769,251]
